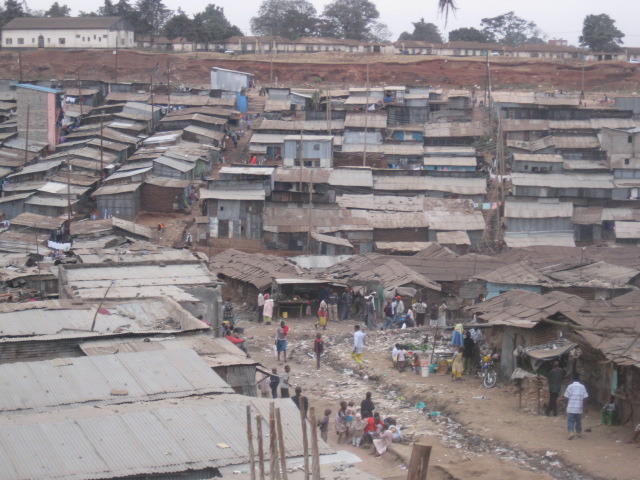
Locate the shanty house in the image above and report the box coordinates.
[58,260,223,331]
[0,298,208,363]
[92,182,141,221]
[16,84,64,152]
[283,135,334,168]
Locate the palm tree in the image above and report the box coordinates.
[438,0,457,24]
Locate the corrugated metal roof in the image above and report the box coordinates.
[105,166,152,181]
[274,167,332,184]
[548,260,639,285]
[0,395,332,480]
[553,135,600,149]
[183,125,225,140]
[601,208,640,222]
[0,350,233,415]
[311,232,353,248]
[344,113,387,129]
[6,160,63,178]
[424,121,487,137]
[367,210,429,228]
[200,188,266,201]
[423,156,476,167]
[337,194,423,212]
[0,298,207,340]
[220,166,274,176]
[428,211,485,230]
[328,168,373,187]
[615,221,640,239]
[511,173,613,189]
[153,156,195,173]
[512,153,564,163]
[437,231,470,245]
[504,232,576,248]
[505,200,573,219]
[373,175,486,195]
[93,182,142,196]
[374,241,434,252]
[4,16,122,30]
[10,212,66,229]
[249,133,286,144]
[80,336,257,368]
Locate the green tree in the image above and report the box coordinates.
[250,0,317,40]
[45,2,71,17]
[192,4,242,46]
[163,8,194,40]
[579,14,624,52]
[398,18,442,43]
[135,0,172,42]
[448,27,491,43]
[97,0,117,15]
[321,0,379,41]
[480,11,542,47]
[0,0,27,28]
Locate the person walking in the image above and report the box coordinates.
[275,320,289,362]
[263,294,274,325]
[564,373,589,439]
[341,289,352,320]
[364,296,376,329]
[257,291,265,323]
[314,333,324,370]
[394,296,405,324]
[352,325,366,366]
[546,361,565,416]
[327,289,339,323]
[269,368,280,399]
[279,365,292,398]
[462,331,475,374]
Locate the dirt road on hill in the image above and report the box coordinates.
[231,309,639,480]
[5,49,640,91]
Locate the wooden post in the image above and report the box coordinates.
[406,441,432,480]
[256,414,265,480]
[536,375,541,415]
[275,408,288,480]
[269,402,280,480]
[308,407,321,480]
[246,405,256,480]
[300,402,309,480]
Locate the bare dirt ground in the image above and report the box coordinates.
[232,309,639,480]
[5,49,640,91]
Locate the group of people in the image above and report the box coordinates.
[450,327,484,380]
[318,392,397,457]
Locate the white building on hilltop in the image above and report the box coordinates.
[1,16,134,49]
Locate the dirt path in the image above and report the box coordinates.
[233,310,638,480]
[6,49,640,91]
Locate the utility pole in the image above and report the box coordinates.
[66,153,72,221]
[149,74,155,133]
[114,48,118,85]
[326,90,332,135]
[77,70,83,116]
[167,59,171,111]
[99,113,104,178]
[362,63,370,167]
[307,169,313,254]
[23,105,29,166]
[18,51,23,83]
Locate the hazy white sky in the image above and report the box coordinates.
[30,0,640,46]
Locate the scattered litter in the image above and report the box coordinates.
[217,443,230,448]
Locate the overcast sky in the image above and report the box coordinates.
[31,0,639,46]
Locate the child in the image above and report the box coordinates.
[345,401,357,440]
[413,353,421,375]
[269,368,280,398]
[335,402,348,443]
[601,394,617,425]
[451,347,464,381]
[396,345,406,372]
[314,333,324,370]
[317,305,328,330]
[318,409,331,442]
[351,412,366,447]
[392,343,400,367]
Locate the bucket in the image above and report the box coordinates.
[282,311,288,319]
[421,366,430,377]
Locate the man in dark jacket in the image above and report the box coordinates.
[361,391,375,418]
[546,361,565,416]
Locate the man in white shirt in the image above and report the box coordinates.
[257,291,265,323]
[352,325,366,366]
[564,373,589,439]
